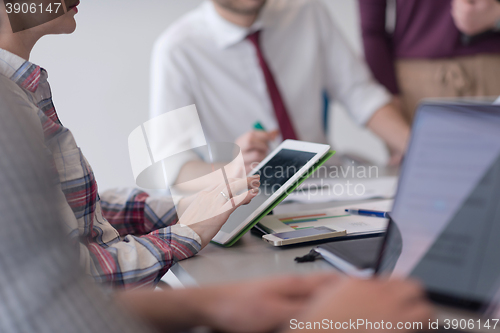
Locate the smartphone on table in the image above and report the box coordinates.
[262,226,346,246]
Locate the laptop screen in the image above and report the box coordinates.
[378,104,500,308]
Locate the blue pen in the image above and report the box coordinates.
[345,209,389,218]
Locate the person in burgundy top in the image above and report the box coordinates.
[359,0,500,122]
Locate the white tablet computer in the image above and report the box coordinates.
[211,140,331,246]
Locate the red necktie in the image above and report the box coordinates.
[247,31,298,140]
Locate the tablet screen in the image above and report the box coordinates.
[220,149,316,234]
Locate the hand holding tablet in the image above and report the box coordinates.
[179,176,260,247]
[211,140,334,246]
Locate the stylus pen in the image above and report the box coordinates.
[345,209,389,218]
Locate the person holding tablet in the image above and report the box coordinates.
[0,2,434,332]
[0,94,433,331]
[0,0,260,290]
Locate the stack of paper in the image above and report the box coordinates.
[259,200,393,236]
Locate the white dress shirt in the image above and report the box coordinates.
[150,0,390,151]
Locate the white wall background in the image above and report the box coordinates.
[31,0,388,191]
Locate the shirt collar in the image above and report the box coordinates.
[0,48,42,93]
[203,1,266,49]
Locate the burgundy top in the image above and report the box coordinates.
[359,0,500,94]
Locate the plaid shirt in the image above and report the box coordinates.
[0,49,201,289]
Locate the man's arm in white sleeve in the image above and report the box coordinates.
[314,0,410,160]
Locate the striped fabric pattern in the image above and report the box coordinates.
[1,50,201,290]
[11,61,40,92]
[100,188,179,236]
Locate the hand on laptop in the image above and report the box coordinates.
[290,277,433,332]
[236,130,279,173]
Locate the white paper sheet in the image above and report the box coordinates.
[284,176,398,203]
[260,199,394,235]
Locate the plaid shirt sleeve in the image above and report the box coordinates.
[77,188,202,289]
[3,57,202,290]
[82,219,201,289]
[100,188,179,236]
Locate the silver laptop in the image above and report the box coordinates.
[372,103,500,331]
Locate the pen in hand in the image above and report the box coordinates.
[253,121,266,131]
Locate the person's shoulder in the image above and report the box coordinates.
[0,75,34,109]
[153,3,209,56]
[0,74,20,95]
[0,75,44,134]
